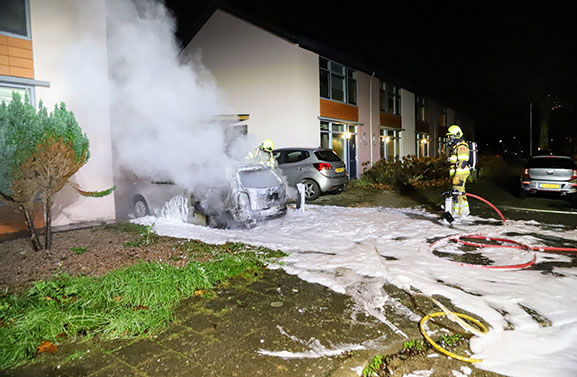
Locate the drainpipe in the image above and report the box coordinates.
[369,72,375,167]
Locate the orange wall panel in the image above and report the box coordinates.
[7,37,32,50]
[379,112,402,128]
[416,120,429,133]
[7,46,32,59]
[0,36,34,79]
[320,99,358,122]
[9,56,33,69]
[9,67,33,78]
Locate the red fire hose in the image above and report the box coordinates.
[433,194,577,269]
[465,193,506,224]
[430,233,537,270]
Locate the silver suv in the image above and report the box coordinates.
[273,147,348,200]
[519,155,577,201]
[131,164,287,228]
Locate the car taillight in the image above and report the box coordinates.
[571,169,577,180]
[314,163,332,171]
[522,168,530,178]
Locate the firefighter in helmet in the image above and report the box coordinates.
[246,138,277,168]
[447,124,470,216]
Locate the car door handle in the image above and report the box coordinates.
[297,167,303,170]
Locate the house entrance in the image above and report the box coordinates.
[320,121,358,178]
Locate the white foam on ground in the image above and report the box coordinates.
[134,204,577,377]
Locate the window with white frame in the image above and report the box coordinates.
[438,135,448,156]
[379,81,401,115]
[0,84,32,105]
[379,128,401,160]
[416,133,430,158]
[416,96,426,121]
[0,0,30,38]
[319,57,357,105]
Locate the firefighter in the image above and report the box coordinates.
[246,138,277,168]
[446,124,470,217]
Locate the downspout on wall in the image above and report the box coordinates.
[369,72,375,167]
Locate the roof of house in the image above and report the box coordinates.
[170,1,431,99]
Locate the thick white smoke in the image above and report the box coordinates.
[106,0,252,194]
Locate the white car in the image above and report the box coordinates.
[131,164,287,228]
[519,155,577,202]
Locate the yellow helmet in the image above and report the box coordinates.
[447,124,463,139]
[261,138,274,152]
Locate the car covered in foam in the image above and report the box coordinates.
[131,164,287,228]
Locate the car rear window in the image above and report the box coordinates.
[528,157,576,169]
[314,150,342,162]
[238,169,281,188]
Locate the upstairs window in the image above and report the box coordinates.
[0,0,30,38]
[319,57,357,105]
[379,81,400,115]
[416,96,426,121]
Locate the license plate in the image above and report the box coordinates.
[539,183,560,189]
[335,167,344,173]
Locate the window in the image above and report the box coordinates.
[0,0,30,38]
[347,68,357,105]
[379,81,400,115]
[379,128,401,160]
[416,96,426,121]
[285,150,310,163]
[0,84,32,105]
[416,133,429,158]
[319,57,357,105]
[441,107,448,127]
[438,135,448,156]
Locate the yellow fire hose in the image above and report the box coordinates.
[418,296,487,363]
[419,311,487,363]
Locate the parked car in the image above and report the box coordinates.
[519,155,577,201]
[131,164,287,228]
[272,147,349,200]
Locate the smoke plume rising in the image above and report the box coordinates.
[106,0,253,195]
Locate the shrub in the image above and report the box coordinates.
[362,155,449,191]
[0,93,113,250]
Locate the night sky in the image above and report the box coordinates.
[164,0,577,153]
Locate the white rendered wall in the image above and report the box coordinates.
[400,89,416,156]
[181,10,320,149]
[30,0,115,226]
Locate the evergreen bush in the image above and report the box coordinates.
[0,92,112,250]
[362,155,449,191]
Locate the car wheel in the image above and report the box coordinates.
[133,196,150,218]
[301,179,320,201]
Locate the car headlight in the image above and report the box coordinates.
[237,192,250,210]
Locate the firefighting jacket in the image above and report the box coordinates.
[449,141,470,177]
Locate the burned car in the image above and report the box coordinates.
[131,164,287,228]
